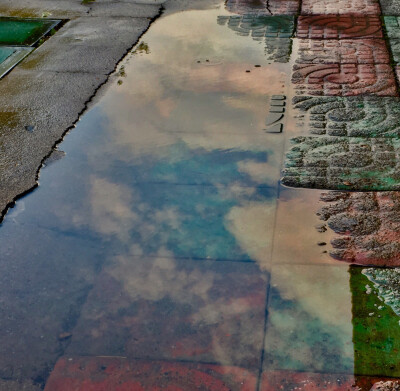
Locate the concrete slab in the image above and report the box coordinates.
[65,257,268,369]
[19,17,152,74]
[44,357,257,391]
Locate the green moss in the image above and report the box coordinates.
[350,266,400,376]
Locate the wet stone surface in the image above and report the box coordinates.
[65,258,268,369]
[300,0,381,15]
[261,371,400,390]
[380,0,400,15]
[217,15,294,62]
[292,63,397,97]
[282,137,400,191]
[3,0,400,388]
[263,265,354,374]
[296,39,390,65]
[293,96,400,137]
[217,15,295,38]
[225,0,300,15]
[297,16,383,40]
[317,192,400,266]
[44,357,257,391]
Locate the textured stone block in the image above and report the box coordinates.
[217,15,293,62]
[297,16,383,39]
[317,191,400,266]
[282,136,400,191]
[293,96,400,137]
[217,15,295,38]
[383,16,400,38]
[44,357,257,391]
[292,63,397,96]
[381,0,400,15]
[297,39,390,64]
[301,0,381,15]
[225,0,299,15]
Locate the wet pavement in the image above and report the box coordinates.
[1,0,400,390]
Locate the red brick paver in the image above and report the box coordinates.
[44,357,257,391]
[297,16,383,39]
[292,63,397,96]
[297,39,390,64]
[301,0,381,15]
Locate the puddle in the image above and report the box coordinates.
[0,1,399,390]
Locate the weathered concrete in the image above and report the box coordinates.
[0,0,163,219]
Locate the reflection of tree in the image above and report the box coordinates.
[217,15,293,63]
[350,266,400,388]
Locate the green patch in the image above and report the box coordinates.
[0,17,61,46]
[350,266,400,377]
[133,42,150,55]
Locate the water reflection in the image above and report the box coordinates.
[0,2,399,390]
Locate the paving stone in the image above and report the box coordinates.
[65,257,268,370]
[293,96,400,137]
[383,16,400,39]
[317,191,400,266]
[292,63,397,96]
[297,39,390,64]
[381,0,400,15]
[217,15,295,38]
[350,267,400,377]
[217,15,293,62]
[261,370,400,390]
[44,357,257,391]
[301,0,381,15]
[297,16,383,39]
[282,136,400,191]
[387,38,400,64]
[0,379,41,391]
[225,0,299,15]
[263,265,354,374]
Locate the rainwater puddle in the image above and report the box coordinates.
[0,3,396,391]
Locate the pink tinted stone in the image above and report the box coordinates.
[292,63,398,96]
[44,357,257,391]
[301,0,381,15]
[297,16,383,40]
